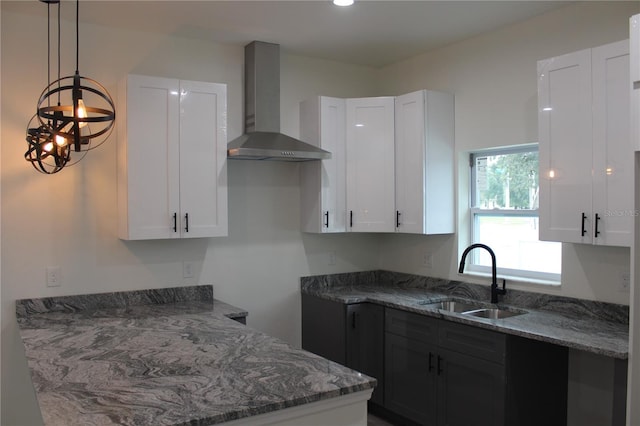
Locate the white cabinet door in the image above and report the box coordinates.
[631,15,640,85]
[395,90,454,235]
[300,96,347,233]
[179,80,228,238]
[538,49,593,244]
[118,75,180,240]
[632,15,640,152]
[539,41,631,247]
[592,40,631,247]
[346,97,395,232]
[118,75,227,240]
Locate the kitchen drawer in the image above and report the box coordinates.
[438,321,506,364]
[385,308,438,343]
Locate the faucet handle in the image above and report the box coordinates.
[498,279,507,296]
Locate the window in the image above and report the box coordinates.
[469,145,561,282]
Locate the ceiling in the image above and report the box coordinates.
[2,1,575,68]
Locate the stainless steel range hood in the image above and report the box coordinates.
[227,41,331,161]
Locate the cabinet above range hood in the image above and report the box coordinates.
[227,41,331,161]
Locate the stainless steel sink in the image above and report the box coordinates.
[421,299,483,313]
[464,307,525,319]
[419,298,526,319]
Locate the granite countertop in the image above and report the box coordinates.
[301,271,629,359]
[16,285,375,426]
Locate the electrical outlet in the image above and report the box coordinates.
[46,266,62,287]
[328,251,337,266]
[183,261,195,279]
[423,252,433,269]
[620,272,630,292]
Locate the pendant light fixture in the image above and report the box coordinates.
[28,0,115,174]
[25,0,72,174]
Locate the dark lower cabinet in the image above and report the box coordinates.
[436,348,505,426]
[346,302,385,405]
[301,294,348,365]
[385,332,437,424]
[385,307,568,426]
[303,298,568,426]
[302,294,384,405]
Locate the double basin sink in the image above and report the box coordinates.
[419,298,526,319]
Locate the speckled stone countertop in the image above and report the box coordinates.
[301,271,629,359]
[16,285,375,426]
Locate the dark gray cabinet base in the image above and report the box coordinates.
[302,296,569,426]
[385,332,437,424]
[302,294,384,405]
[385,308,568,426]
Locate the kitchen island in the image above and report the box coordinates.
[16,285,375,426]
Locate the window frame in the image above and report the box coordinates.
[467,144,561,283]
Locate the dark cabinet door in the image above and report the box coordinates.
[301,294,347,365]
[346,303,385,405]
[303,297,385,405]
[384,332,438,425]
[436,348,505,426]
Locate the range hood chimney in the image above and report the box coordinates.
[227,41,331,161]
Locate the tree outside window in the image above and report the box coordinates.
[470,146,560,281]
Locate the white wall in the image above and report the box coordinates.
[376,1,639,305]
[0,7,381,425]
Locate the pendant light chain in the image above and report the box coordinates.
[75,0,79,74]
[46,2,50,111]
[57,1,61,105]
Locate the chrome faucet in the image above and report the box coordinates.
[458,243,506,304]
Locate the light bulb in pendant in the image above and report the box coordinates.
[55,134,67,147]
[77,98,88,128]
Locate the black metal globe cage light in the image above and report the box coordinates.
[25,0,71,174]
[25,113,72,174]
[26,0,115,174]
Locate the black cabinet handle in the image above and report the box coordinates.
[350,211,353,228]
[581,213,587,236]
[437,355,443,375]
[396,211,401,228]
[428,352,434,372]
[324,211,329,228]
[185,213,189,233]
[595,213,601,237]
[351,311,356,329]
[173,213,177,233]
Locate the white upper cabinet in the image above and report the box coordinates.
[631,15,640,151]
[178,79,229,238]
[631,15,640,85]
[591,40,632,246]
[300,91,455,235]
[395,90,455,235]
[538,40,630,246]
[538,48,592,244]
[118,74,228,240]
[300,96,347,233]
[346,97,396,232]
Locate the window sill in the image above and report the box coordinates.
[458,270,561,288]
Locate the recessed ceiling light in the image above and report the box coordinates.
[333,0,354,6]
